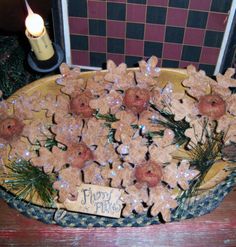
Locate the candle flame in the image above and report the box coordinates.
[25,0,33,15]
[25,0,44,37]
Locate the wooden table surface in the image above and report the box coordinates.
[0,187,236,247]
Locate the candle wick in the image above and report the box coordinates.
[25,0,34,15]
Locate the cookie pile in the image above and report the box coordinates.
[1,56,235,221]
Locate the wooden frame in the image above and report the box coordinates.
[51,0,71,65]
[215,0,236,74]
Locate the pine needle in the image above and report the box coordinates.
[144,130,164,139]
[33,137,66,152]
[150,103,190,145]
[108,128,116,143]
[174,126,224,217]
[3,159,56,206]
[94,111,118,122]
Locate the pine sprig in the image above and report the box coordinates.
[150,103,190,145]
[94,111,119,143]
[108,129,116,143]
[144,130,164,139]
[0,35,41,99]
[33,137,66,152]
[44,138,59,150]
[174,127,224,216]
[3,159,56,206]
[94,111,118,122]
[189,132,223,173]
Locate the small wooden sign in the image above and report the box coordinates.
[63,184,124,218]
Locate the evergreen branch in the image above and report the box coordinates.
[150,103,190,145]
[108,129,116,143]
[94,112,119,143]
[94,111,118,122]
[131,124,164,139]
[3,159,56,206]
[131,124,139,129]
[44,138,58,150]
[144,130,164,139]
[189,131,223,173]
[174,128,224,217]
[33,137,66,152]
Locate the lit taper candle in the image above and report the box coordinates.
[25,0,55,61]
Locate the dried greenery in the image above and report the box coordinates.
[3,159,56,206]
[33,137,66,152]
[94,105,191,146]
[174,125,224,216]
[0,35,41,98]
[150,103,190,145]
[94,111,118,122]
